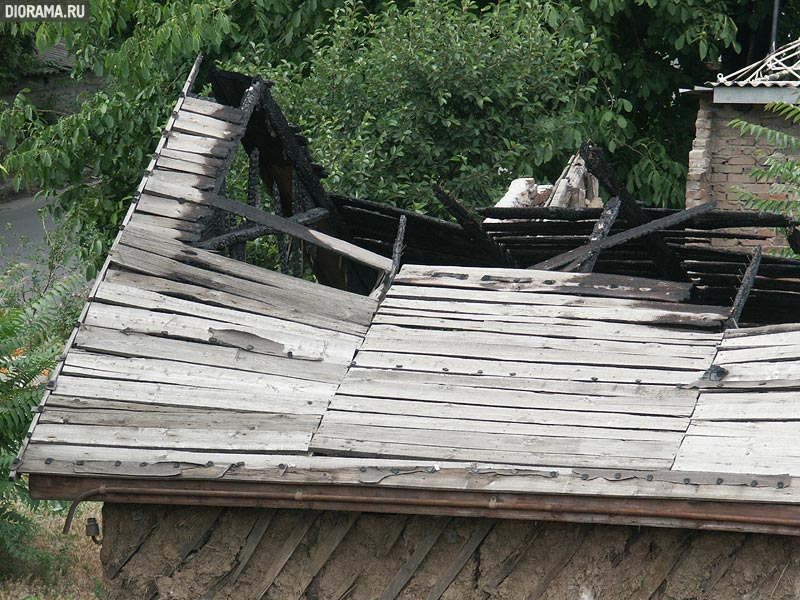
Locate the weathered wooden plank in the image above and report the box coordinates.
[143,174,221,204]
[310,435,673,469]
[181,96,245,122]
[124,220,198,242]
[73,325,347,384]
[720,330,800,349]
[47,385,328,416]
[321,410,684,442]
[33,423,312,453]
[332,384,695,417]
[94,278,363,349]
[367,323,717,358]
[154,154,222,177]
[372,313,722,345]
[62,350,337,397]
[208,194,394,273]
[387,283,721,317]
[131,212,202,234]
[151,167,216,191]
[84,302,339,361]
[109,244,373,336]
[39,407,319,432]
[173,110,244,140]
[159,147,227,169]
[715,344,800,364]
[395,264,693,303]
[165,130,234,158]
[136,193,212,221]
[359,334,709,371]
[352,351,705,386]
[716,360,800,381]
[326,397,688,432]
[341,367,697,400]
[120,226,377,317]
[380,297,726,328]
[693,391,800,421]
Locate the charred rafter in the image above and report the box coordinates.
[725,246,763,329]
[580,142,689,281]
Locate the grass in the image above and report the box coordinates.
[0,502,103,600]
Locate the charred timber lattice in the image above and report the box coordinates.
[532,201,716,271]
[431,184,516,267]
[208,194,392,272]
[580,142,689,281]
[725,246,763,329]
[197,207,329,250]
[477,206,800,230]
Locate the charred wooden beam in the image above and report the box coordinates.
[196,208,329,251]
[531,201,716,271]
[432,185,516,267]
[478,206,799,230]
[566,196,621,273]
[371,215,408,301]
[208,194,391,271]
[580,142,689,281]
[725,246,763,329]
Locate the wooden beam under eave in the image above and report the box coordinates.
[28,474,800,537]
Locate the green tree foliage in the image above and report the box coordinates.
[0,231,87,570]
[0,0,797,271]
[730,101,800,217]
[247,1,607,212]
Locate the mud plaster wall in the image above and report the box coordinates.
[685,94,796,252]
[99,503,800,600]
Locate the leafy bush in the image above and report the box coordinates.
[730,102,800,216]
[0,228,87,574]
[242,1,605,213]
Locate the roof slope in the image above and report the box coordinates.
[13,60,800,536]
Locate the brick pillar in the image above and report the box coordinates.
[685,96,714,208]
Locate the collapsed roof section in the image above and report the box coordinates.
[12,57,800,536]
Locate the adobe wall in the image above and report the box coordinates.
[98,503,800,599]
[686,95,794,252]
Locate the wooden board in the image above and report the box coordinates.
[327,396,689,431]
[173,110,244,140]
[73,324,348,384]
[180,96,244,123]
[394,264,694,303]
[351,351,704,386]
[165,130,234,158]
